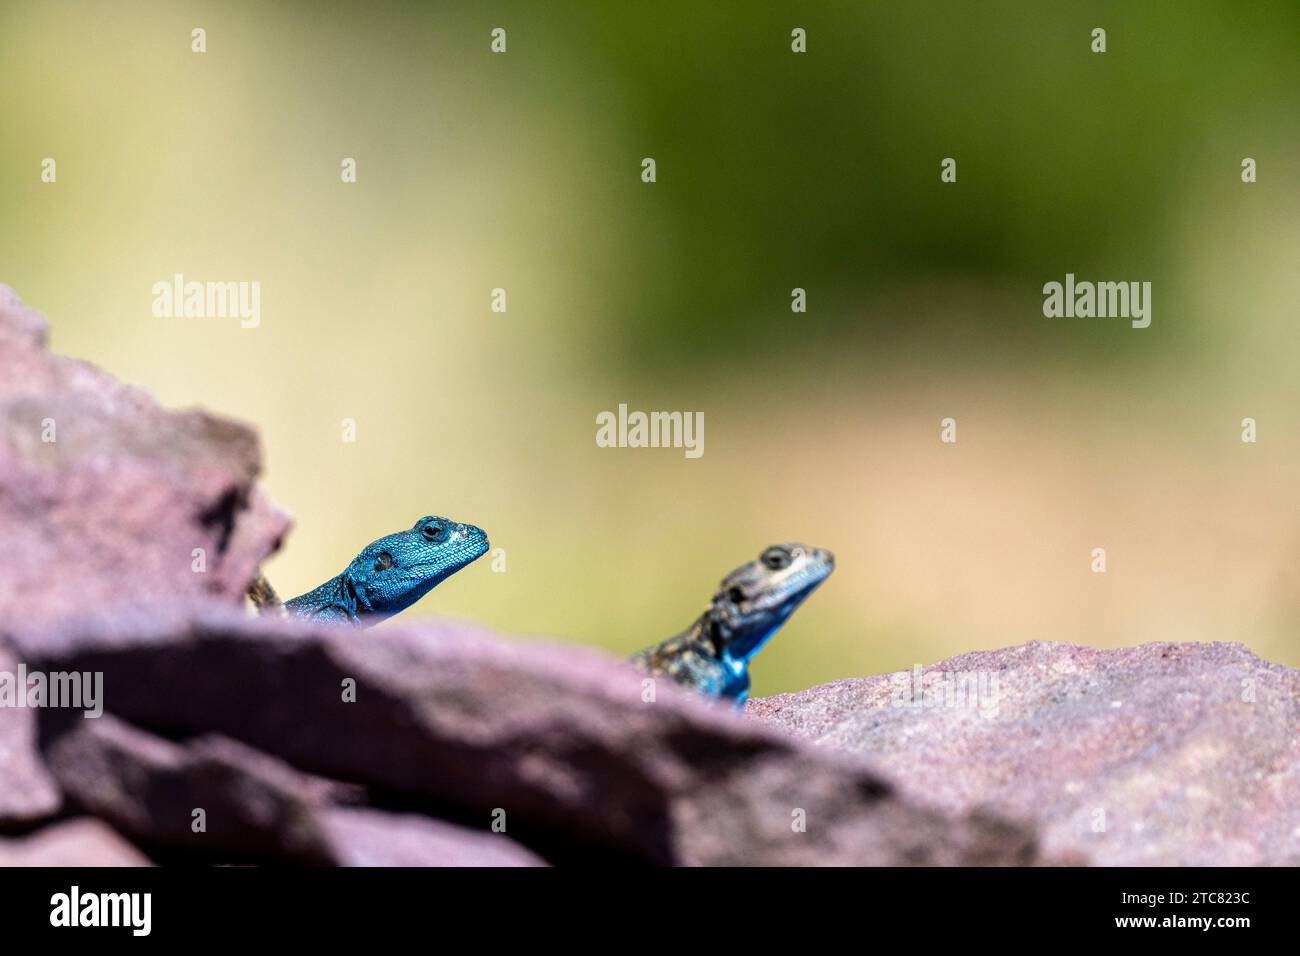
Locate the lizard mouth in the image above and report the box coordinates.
[412,533,489,575]
[757,556,833,610]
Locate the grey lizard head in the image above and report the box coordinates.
[343,515,489,620]
[708,543,834,663]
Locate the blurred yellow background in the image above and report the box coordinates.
[4,1,1300,694]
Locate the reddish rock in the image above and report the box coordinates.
[0,818,150,866]
[0,285,288,633]
[20,605,1040,865]
[0,285,48,349]
[748,641,1300,865]
[322,808,545,866]
[43,714,341,862]
[0,645,62,825]
[43,712,544,866]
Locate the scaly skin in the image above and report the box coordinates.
[250,515,489,627]
[631,543,834,706]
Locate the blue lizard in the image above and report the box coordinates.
[631,543,834,705]
[249,515,489,627]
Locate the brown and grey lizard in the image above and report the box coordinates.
[631,542,834,705]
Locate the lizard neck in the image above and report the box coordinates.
[689,612,749,681]
[284,573,362,625]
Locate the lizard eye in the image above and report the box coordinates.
[374,552,394,572]
[727,586,746,604]
[421,523,444,542]
[761,547,792,570]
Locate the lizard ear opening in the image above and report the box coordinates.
[373,551,394,572]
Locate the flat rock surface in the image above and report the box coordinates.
[748,641,1300,865]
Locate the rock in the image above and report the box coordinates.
[43,713,342,863]
[0,285,288,633]
[0,645,62,826]
[41,712,543,865]
[747,641,1300,866]
[0,818,151,866]
[19,605,1040,865]
[0,283,284,830]
[322,808,545,867]
[0,285,48,349]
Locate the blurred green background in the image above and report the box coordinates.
[4,1,1300,693]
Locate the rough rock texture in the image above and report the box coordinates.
[0,285,289,631]
[16,606,1039,865]
[748,641,1300,866]
[44,713,348,863]
[0,818,151,866]
[42,712,542,866]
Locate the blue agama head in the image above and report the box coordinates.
[345,515,489,619]
[710,543,834,664]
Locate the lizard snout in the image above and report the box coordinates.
[452,522,488,546]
